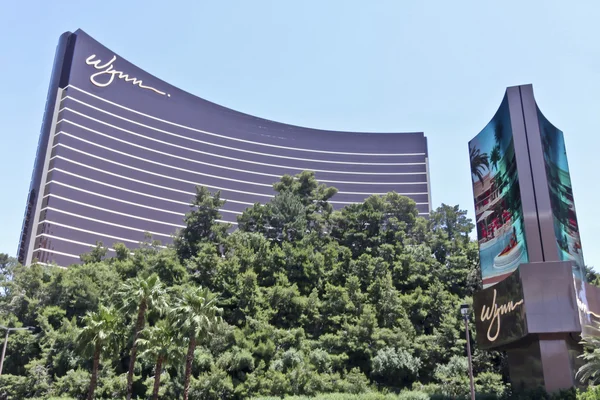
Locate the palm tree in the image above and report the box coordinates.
[171,286,223,400]
[119,274,169,400]
[494,121,504,145]
[490,145,501,171]
[470,145,489,183]
[577,335,600,385]
[78,305,121,400]
[137,320,182,400]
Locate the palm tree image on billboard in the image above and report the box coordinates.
[469,95,528,288]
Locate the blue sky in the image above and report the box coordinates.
[1,1,600,267]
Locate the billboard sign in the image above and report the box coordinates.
[473,267,527,349]
[469,95,529,288]
[537,108,598,333]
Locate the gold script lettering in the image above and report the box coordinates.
[479,289,524,342]
[85,54,169,96]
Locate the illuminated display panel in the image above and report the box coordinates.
[469,95,528,288]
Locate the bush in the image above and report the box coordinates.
[397,390,431,400]
[96,371,127,399]
[188,366,235,400]
[52,369,90,398]
[332,368,373,394]
[579,386,600,400]
[0,374,27,399]
[371,347,421,386]
[309,349,333,373]
[475,372,507,397]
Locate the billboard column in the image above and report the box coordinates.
[470,85,599,392]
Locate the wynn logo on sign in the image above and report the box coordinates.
[85,54,169,97]
[479,289,524,342]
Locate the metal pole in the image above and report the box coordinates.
[0,329,9,376]
[464,316,476,400]
[0,326,33,377]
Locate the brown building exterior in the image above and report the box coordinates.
[18,30,431,268]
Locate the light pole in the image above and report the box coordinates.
[460,304,476,400]
[0,325,35,376]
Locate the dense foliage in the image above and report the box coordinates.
[0,172,597,399]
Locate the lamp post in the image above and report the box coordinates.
[0,325,35,376]
[460,304,476,400]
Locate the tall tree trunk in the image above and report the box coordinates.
[152,356,164,400]
[87,343,101,400]
[126,300,147,400]
[182,335,197,400]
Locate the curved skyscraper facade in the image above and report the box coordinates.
[18,29,431,267]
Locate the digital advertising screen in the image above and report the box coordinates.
[469,95,529,288]
[537,108,597,334]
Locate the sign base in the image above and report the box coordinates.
[474,261,600,392]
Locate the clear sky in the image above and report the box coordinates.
[1,1,599,267]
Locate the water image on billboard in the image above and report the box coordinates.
[469,95,528,288]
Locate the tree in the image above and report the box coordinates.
[77,305,121,400]
[80,242,108,264]
[371,346,421,386]
[430,204,474,245]
[494,121,504,145]
[577,335,600,385]
[490,145,501,171]
[137,320,182,400]
[469,145,489,183]
[172,286,223,400]
[0,173,506,398]
[174,186,230,261]
[118,274,169,400]
[0,253,17,288]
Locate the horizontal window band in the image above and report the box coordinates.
[41,206,182,235]
[37,234,147,262]
[40,207,234,241]
[56,118,427,177]
[45,192,184,217]
[54,131,428,186]
[40,206,237,235]
[35,261,67,269]
[58,108,426,169]
[53,136,271,189]
[50,151,425,196]
[51,153,274,198]
[33,247,80,259]
[47,165,428,208]
[46,176,428,214]
[44,190,242,217]
[43,195,186,228]
[37,233,118,252]
[65,86,427,157]
[40,219,151,245]
[46,171,256,206]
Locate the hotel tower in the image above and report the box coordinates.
[18,29,431,268]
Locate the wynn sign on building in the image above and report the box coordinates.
[18,29,431,268]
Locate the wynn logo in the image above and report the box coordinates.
[479,289,524,342]
[85,54,169,97]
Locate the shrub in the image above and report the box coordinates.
[578,386,600,400]
[397,390,431,400]
[52,368,90,398]
[189,366,235,400]
[0,374,27,400]
[371,347,421,386]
